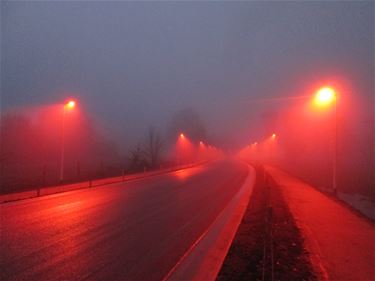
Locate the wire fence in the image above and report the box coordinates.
[0,162,202,203]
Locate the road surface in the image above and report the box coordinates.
[1,159,249,281]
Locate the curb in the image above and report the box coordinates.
[163,164,256,281]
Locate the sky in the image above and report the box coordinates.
[1,1,374,151]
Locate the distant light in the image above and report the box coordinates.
[199,141,204,145]
[65,100,76,109]
[272,133,276,138]
[180,133,184,138]
[253,142,258,145]
[315,87,336,106]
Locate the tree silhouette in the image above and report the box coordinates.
[144,127,163,168]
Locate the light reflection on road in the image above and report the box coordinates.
[1,160,248,281]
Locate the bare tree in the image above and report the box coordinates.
[144,127,163,168]
[128,143,146,172]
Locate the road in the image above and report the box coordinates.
[1,159,249,281]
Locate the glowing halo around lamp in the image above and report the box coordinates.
[65,100,76,109]
[314,87,336,106]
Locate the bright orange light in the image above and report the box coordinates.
[180,133,185,138]
[272,133,276,138]
[65,100,76,109]
[314,87,336,106]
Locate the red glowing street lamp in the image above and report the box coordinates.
[314,86,338,194]
[176,132,185,165]
[66,100,76,109]
[60,99,76,182]
[314,87,336,107]
[246,86,339,194]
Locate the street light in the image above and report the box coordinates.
[245,87,339,194]
[314,87,336,106]
[314,86,338,194]
[177,133,185,166]
[66,100,76,109]
[60,99,76,182]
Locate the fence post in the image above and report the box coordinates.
[42,164,47,186]
[77,161,81,178]
[100,160,104,176]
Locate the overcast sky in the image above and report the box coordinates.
[1,1,374,149]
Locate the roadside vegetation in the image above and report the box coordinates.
[218,166,317,280]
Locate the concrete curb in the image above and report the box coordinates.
[163,164,256,281]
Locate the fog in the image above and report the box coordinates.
[1,2,374,196]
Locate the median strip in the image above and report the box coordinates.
[163,164,255,281]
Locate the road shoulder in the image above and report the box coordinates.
[265,166,375,281]
[164,164,256,281]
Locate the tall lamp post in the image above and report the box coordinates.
[177,133,185,166]
[244,87,338,194]
[314,87,337,194]
[60,100,76,182]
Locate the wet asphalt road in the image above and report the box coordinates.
[0,159,248,281]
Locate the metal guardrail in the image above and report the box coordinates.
[0,163,202,204]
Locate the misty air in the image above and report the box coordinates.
[1,1,374,281]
